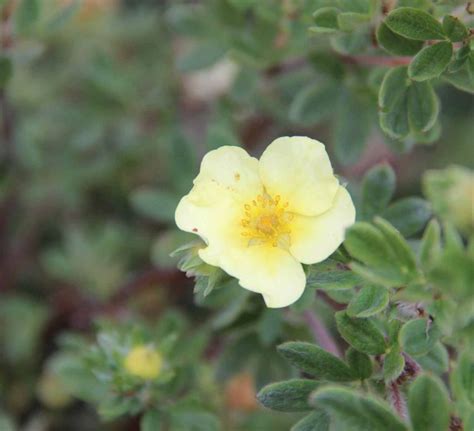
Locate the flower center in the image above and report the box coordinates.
[240,192,293,248]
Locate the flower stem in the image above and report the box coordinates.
[303,310,342,358]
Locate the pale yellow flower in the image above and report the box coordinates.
[123,345,163,380]
[175,136,356,308]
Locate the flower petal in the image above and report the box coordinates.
[259,136,339,216]
[175,182,242,260]
[289,186,356,264]
[175,145,263,257]
[200,245,306,308]
[194,145,263,203]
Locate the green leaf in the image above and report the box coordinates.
[346,347,373,379]
[379,67,410,139]
[257,309,283,346]
[141,410,163,431]
[399,318,441,356]
[335,311,386,355]
[306,260,364,291]
[385,7,446,41]
[338,0,372,14]
[337,12,369,32]
[0,56,13,89]
[211,289,250,330]
[291,287,316,312]
[361,163,396,220]
[15,0,40,32]
[289,84,338,125]
[379,93,410,139]
[388,320,403,345]
[311,387,408,431]
[451,352,474,405]
[376,22,423,56]
[169,409,220,431]
[412,121,441,144]
[311,7,340,33]
[408,42,453,81]
[345,222,396,267]
[373,217,418,276]
[448,45,471,73]
[98,397,134,421]
[379,67,409,111]
[0,297,48,363]
[442,15,469,43]
[130,188,179,223]
[408,374,450,431]
[334,87,372,165]
[277,342,356,382]
[345,219,418,285]
[443,58,474,94]
[257,379,320,412]
[177,42,227,72]
[325,289,355,304]
[407,80,439,133]
[383,346,405,382]
[347,285,389,318]
[215,333,258,381]
[291,410,330,431]
[331,29,371,55]
[382,198,432,237]
[417,342,449,374]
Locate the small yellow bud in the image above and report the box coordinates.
[123,345,163,380]
[37,371,72,409]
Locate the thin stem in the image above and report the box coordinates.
[340,54,412,67]
[1,1,15,165]
[382,0,398,15]
[388,381,408,419]
[303,310,342,358]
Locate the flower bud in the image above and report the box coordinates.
[123,345,163,380]
[424,165,474,235]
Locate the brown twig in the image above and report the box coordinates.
[303,309,342,358]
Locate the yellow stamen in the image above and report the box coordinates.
[240,191,293,249]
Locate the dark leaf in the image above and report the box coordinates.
[335,311,386,355]
[257,379,320,412]
[408,42,453,81]
[385,7,445,41]
[311,386,408,430]
[376,22,423,56]
[278,342,356,381]
[361,164,396,220]
[408,374,450,431]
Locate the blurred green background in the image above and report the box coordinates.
[0,0,472,430]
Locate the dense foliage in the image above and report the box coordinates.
[0,0,472,430]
